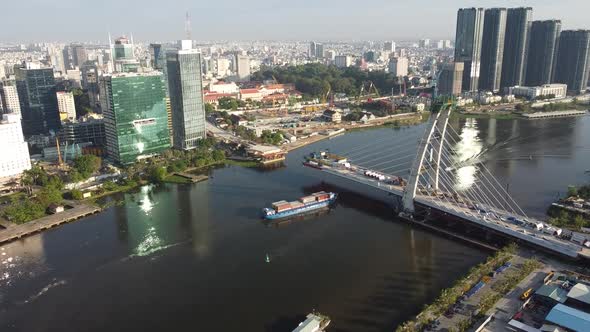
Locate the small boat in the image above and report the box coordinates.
[292,312,331,332]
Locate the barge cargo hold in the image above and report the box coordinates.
[262,191,337,220]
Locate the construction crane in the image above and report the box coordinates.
[56,137,64,167]
[357,81,380,103]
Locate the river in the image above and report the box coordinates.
[0,115,588,331]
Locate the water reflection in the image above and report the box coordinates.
[452,118,482,191]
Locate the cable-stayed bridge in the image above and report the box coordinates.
[305,99,590,260]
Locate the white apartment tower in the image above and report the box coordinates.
[235,55,251,81]
[0,113,31,185]
[56,91,77,121]
[1,85,21,116]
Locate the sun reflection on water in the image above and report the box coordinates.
[453,119,483,191]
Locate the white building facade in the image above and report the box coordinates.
[56,91,77,120]
[0,113,31,185]
[508,84,567,100]
[334,55,352,68]
[389,57,409,76]
[1,85,21,116]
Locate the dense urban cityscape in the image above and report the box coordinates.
[1,2,590,332]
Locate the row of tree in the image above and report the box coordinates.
[250,63,405,99]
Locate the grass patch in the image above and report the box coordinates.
[225,159,260,168]
[163,174,194,184]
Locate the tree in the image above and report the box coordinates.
[72,88,92,117]
[70,189,83,200]
[567,185,578,197]
[72,155,102,179]
[36,186,63,207]
[205,103,215,113]
[212,150,225,162]
[148,165,167,183]
[218,97,239,110]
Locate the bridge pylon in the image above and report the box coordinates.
[401,98,455,214]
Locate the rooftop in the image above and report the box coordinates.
[567,283,590,305]
[545,304,590,332]
[535,285,568,303]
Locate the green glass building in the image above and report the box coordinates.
[100,72,171,165]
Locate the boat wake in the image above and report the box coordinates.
[21,279,67,304]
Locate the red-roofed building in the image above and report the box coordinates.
[204,91,237,105]
[209,81,239,94]
[239,88,263,101]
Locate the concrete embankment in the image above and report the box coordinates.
[0,203,101,245]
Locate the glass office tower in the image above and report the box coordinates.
[100,72,170,164]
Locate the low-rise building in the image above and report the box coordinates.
[508,84,568,100]
[322,109,342,123]
[209,81,239,94]
[239,88,263,101]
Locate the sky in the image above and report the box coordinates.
[2,0,589,43]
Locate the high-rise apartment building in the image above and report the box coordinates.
[501,7,533,89]
[334,55,353,68]
[525,20,561,86]
[439,62,465,96]
[309,42,317,58]
[479,8,507,92]
[215,58,230,77]
[56,91,76,121]
[15,67,60,137]
[388,57,409,77]
[454,8,485,92]
[70,43,87,68]
[315,43,324,58]
[235,55,250,81]
[166,42,206,150]
[0,84,21,116]
[100,72,170,164]
[0,113,31,185]
[553,30,590,95]
[419,39,431,48]
[384,41,396,53]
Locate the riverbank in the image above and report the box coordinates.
[396,244,517,331]
[0,202,101,245]
[284,113,424,152]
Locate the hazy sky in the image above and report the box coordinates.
[2,0,589,43]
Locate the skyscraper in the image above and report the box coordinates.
[454,7,485,92]
[501,7,533,89]
[149,43,163,70]
[388,57,408,77]
[100,72,170,164]
[309,42,317,58]
[235,55,250,81]
[479,8,507,92]
[70,43,87,68]
[166,42,206,150]
[439,62,465,96]
[15,67,60,136]
[384,41,396,53]
[315,43,324,58]
[525,20,561,86]
[112,36,139,73]
[553,30,590,95]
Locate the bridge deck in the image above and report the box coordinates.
[318,164,586,259]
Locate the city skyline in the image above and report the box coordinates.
[2,1,590,43]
